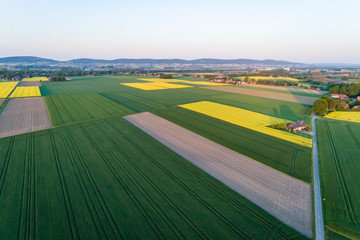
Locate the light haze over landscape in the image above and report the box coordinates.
[1,0,360,63]
[1,1,360,240]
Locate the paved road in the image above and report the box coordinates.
[312,114,325,240]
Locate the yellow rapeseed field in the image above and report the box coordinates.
[121,83,167,90]
[138,78,184,83]
[180,81,229,86]
[22,77,49,82]
[236,76,300,82]
[149,82,192,89]
[325,111,360,123]
[138,78,229,86]
[0,82,18,98]
[179,101,312,148]
[121,82,192,90]
[10,87,41,98]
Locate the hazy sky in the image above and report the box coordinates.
[1,0,360,63]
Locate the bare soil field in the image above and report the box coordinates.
[18,81,42,87]
[203,86,319,105]
[0,97,52,138]
[242,84,327,94]
[124,112,313,238]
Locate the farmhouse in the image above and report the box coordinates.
[330,93,348,100]
[357,96,360,101]
[352,105,360,110]
[287,120,308,131]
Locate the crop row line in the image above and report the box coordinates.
[0,137,15,196]
[64,128,124,239]
[93,125,189,239]
[346,125,360,149]
[288,149,298,176]
[61,132,107,239]
[78,125,165,239]
[18,134,35,239]
[49,130,80,239]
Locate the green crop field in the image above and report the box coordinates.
[45,94,134,126]
[316,118,360,239]
[153,106,312,183]
[0,117,307,239]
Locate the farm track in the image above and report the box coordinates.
[202,86,318,105]
[124,112,313,238]
[324,121,358,224]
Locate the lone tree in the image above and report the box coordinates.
[312,98,328,116]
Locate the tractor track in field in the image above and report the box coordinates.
[49,130,80,239]
[64,128,124,239]
[79,125,166,240]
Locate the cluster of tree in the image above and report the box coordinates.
[312,96,350,116]
[243,77,298,87]
[50,76,66,82]
[328,83,360,97]
[0,67,151,80]
[159,74,173,79]
[240,69,289,78]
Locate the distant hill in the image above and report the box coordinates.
[0,56,304,66]
[0,56,58,64]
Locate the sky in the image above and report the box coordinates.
[1,0,360,63]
